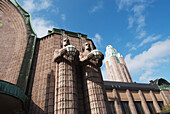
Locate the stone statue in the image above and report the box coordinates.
[53,38,70,62]
[80,42,111,114]
[53,38,78,114]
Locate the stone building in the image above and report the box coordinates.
[0,0,170,114]
[104,45,170,114]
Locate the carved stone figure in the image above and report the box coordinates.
[80,42,111,114]
[53,38,78,114]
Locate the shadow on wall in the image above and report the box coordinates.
[26,70,55,114]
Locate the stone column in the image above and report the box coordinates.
[160,90,170,106]
[119,57,133,83]
[138,90,150,114]
[126,89,137,114]
[118,64,128,82]
[105,61,115,81]
[112,89,123,114]
[110,56,123,81]
[160,91,168,105]
[122,65,133,83]
[54,44,78,114]
[57,57,78,114]
[54,64,59,114]
[150,90,161,113]
[81,49,111,114]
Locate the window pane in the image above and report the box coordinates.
[134,101,144,114]
[120,101,131,114]
[109,101,116,114]
[158,101,163,110]
[147,101,156,114]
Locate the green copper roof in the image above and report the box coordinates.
[156,78,170,90]
[0,80,26,104]
[47,28,88,38]
[104,45,123,65]
[47,28,96,49]
[9,0,36,35]
[9,0,37,93]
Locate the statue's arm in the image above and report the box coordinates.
[98,54,104,67]
[80,52,94,62]
[53,48,67,62]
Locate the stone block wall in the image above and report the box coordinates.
[0,0,27,84]
[28,33,96,114]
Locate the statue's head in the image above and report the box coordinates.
[63,38,70,47]
[84,42,91,51]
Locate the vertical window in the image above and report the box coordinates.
[134,101,144,114]
[158,101,164,110]
[109,101,116,114]
[120,101,131,114]
[147,101,156,114]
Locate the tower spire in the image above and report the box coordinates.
[104,45,133,82]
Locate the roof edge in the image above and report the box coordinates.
[0,80,27,104]
[9,0,37,36]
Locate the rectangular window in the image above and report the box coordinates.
[134,101,144,114]
[147,101,156,114]
[109,101,116,114]
[120,101,131,114]
[158,101,164,110]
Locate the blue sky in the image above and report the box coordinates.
[18,0,170,83]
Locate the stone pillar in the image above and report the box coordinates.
[54,64,59,114]
[119,57,133,83]
[110,56,123,81]
[160,91,168,106]
[105,61,115,81]
[81,48,111,114]
[138,90,151,114]
[150,91,161,113]
[126,89,137,114]
[53,44,78,114]
[118,64,128,82]
[119,57,126,65]
[160,90,170,106]
[122,65,133,83]
[57,56,78,114]
[112,89,123,114]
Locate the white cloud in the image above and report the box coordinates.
[128,16,134,29]
[136,15,145,32]
[138,34,161,47]
[125,38,170,82]
[61,14,66,21]
[22,0,52,13]
[133,4,145,16]
[31,18,54,37]
[139,71,156,82]
[116,0,146,10]
[37,0,51,11]
[136,30,146,39]
[92,33,103,48]
[126,42,137,51]
[130,46,137,51]
[89,1,103,13]
[23,0,35,13]
[132,4,146,37]
[168,36,170,39]
[116,0,148,39]
[52,7,60,14]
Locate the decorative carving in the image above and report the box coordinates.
[53,38,79,114]
[80,42,111,114]
[53,38,77,62]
